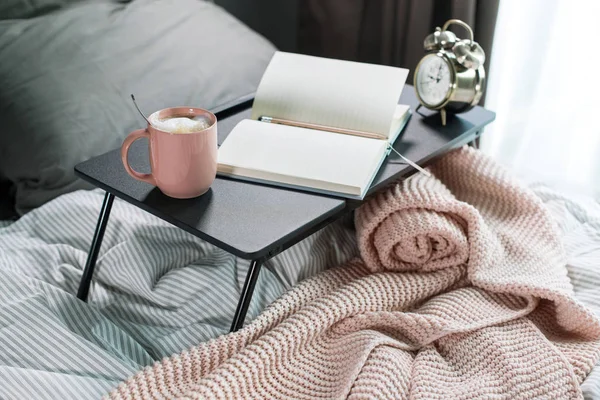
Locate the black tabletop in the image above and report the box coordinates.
[75,87,495,260]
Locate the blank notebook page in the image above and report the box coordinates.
[218,120,388,194]
[250,52,408,137]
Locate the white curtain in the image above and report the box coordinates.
[481,0,600,197]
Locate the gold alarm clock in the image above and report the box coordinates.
[414,19,486,126]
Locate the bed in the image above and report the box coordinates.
[1,178,599,399]
[0,1,599,399]
[0,1,359,397]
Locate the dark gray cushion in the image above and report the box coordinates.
[0,0,275,214]
[0,0,86,20]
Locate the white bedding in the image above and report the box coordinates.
[0,183,598,399]
[0,189,357,399]
[530,183,600,399]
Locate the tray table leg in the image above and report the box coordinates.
[230,259,263,332]
[77,192,115,302]
[470,130,483,149]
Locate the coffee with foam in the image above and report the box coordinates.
[149,113,211,134]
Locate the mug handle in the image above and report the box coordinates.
[121,129,156,185]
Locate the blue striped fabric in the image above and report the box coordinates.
[0,189,357,399]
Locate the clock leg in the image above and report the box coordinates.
[441,108,447,126]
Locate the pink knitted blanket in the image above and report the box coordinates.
[108,147,600,399]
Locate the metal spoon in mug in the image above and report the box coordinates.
[131,94,152,126]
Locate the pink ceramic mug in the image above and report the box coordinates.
[121,107,217,198]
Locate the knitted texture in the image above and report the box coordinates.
[107,147,600,399]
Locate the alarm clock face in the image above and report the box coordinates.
[415,54,453,108]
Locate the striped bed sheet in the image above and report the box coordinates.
[0,185,598,399]
[530,183,600,400]
[0,189,358,399]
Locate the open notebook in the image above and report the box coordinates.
[217,52,410,199]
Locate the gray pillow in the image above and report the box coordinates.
[0,0,275,214]
[0,0,83,20]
